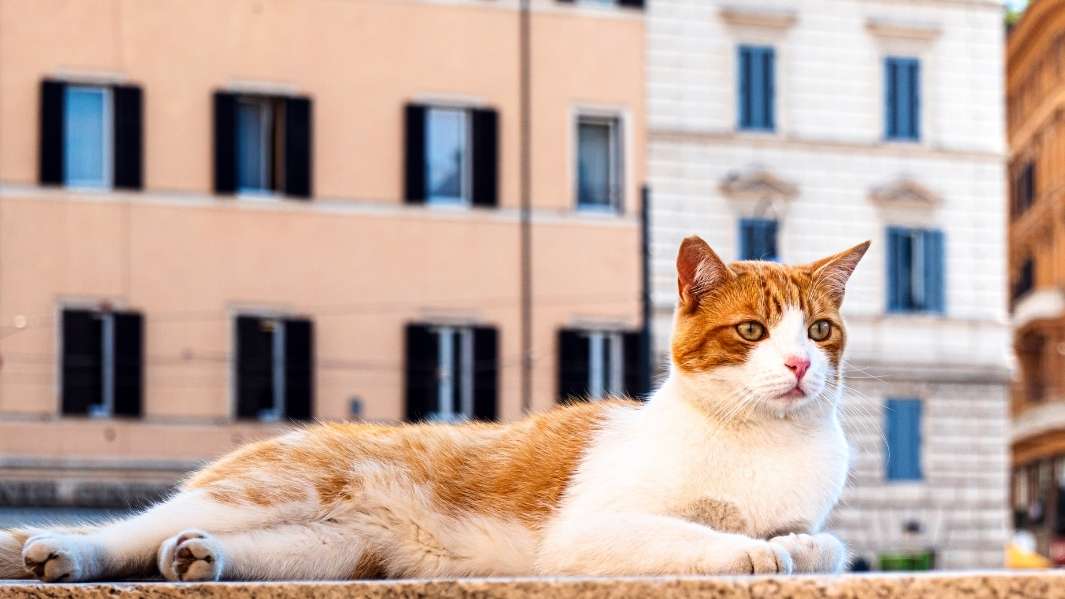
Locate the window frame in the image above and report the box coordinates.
[575,114,623,213]
[231,313,313,422]
[884,56,921,142]
[887,226,945,314]
[63,85,114,189]
[738,217,779,261]
[424,106,472,206]
[235,96,277,197]
[585,330,625,399]
[58,305,142,419]
[737,45,776,133]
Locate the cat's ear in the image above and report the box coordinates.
[806,241,871,307]
[676,235,733,312]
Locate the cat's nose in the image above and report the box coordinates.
[784,355,810,382]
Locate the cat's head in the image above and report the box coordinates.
[670,235,869,421]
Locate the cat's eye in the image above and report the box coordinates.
[736,321,766,341]
[808,320,832,341]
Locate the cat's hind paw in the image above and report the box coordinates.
[22,533,91,582]
[158,529,223,582]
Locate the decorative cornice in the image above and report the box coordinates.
[719,168,798,202]
[869,178,941,208]
[718,6,797,30]
[865,18,942,41]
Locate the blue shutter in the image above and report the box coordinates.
[909,60,921,140]
[885,59,897,139]
[738,48,750,129]
[764,49,775,130]
[924,229,945,313]
[739,219,778,260]
[739,219,752,260]
[750,48,765,128]
[886,227,904,311]
[885,398,923,481]
[896,60,911,139]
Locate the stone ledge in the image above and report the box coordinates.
[2,572,1064,599]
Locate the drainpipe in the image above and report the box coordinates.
[519,0,533,414]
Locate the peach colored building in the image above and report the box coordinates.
[0,0,645,513]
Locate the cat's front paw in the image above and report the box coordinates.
[715,540,793,575]
[158,529,223,582]
[22,533,91,582]
[769,532,845,573]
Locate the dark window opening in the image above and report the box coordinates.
[235,315,314,421]
[61,308,143,418]
[404,324,497,422]
[558,328,643,402]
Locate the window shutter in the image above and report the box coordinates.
[404,104,427,204]
[738,49,750,129]
[472,326,498,421]
[236,315,273,419]
[924,230,946,313]
[471,108,499,208]
[764,49,775,130]
[885,60,897,139]
[617,0,645,7]
[622,330,647,398]
[283,318,314,420]
[213,92,237,195]
[112,311,144,418]
[558,329,591,402]
[283,96,313,199]
[909,60,921,140]
[886,228,904,311]
[113,85,144,190]
[750,49,765,128]
[885,398,923,481]
[40,80,66,186]
[61,309,102,416]
[763,220,778,260]
[404,323,438,421]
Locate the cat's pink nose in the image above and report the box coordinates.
[785,355,810,382]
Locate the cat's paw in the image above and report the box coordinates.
[717,540,793,575]
[22,533,91,582]
[769,532,845,573]
[158,529,223,582]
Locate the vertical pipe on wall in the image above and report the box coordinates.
[640,184,653,396]
[519,0,533,414]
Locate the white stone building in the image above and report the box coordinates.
[647,0,1010,569]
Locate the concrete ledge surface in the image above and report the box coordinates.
[2,571,1064,598]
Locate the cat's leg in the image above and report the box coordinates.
[769,532,846,573]
[537,512,793,576]
[157,522,371,581]
[19,489,296,582]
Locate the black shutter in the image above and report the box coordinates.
[471,108,499,208]
[404,324,437,421]
[213,92,237,195]
[622,330,647,399]
[236,316,273,419]
[284,318,314,420]
[558,329,590,402]
[472,326,498,421]
[61,309,102,415]
[112,311,144,418]
[404,104,427,204]
[113,85,144,190]
[617,0,644,7]
[283,96,313,199]
[40,80,66,186]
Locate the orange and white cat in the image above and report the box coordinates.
[0,235,868,582]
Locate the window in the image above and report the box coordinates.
[1013,257,1035,303]
[235,316,314,421]
[576,116,622,211]
[1013,161,1036,219]
[558,328,643,401]
[885,57,920,140]
[887,227,945,313]
[405,324,498,422]
[563,0,646,8]
[39,80,143,190]
[739,218,778,261]
[404,104,498,207]
[738,46,775,131]
[213,93,313,198]
[61,308,143,418]
[885,398,922,481]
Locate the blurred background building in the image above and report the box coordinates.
[1006,0,1065,566]
[646,0,1009,569]
[0,0,1016,572]
[0,0,645,523]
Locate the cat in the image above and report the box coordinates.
[0,235,868,582]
